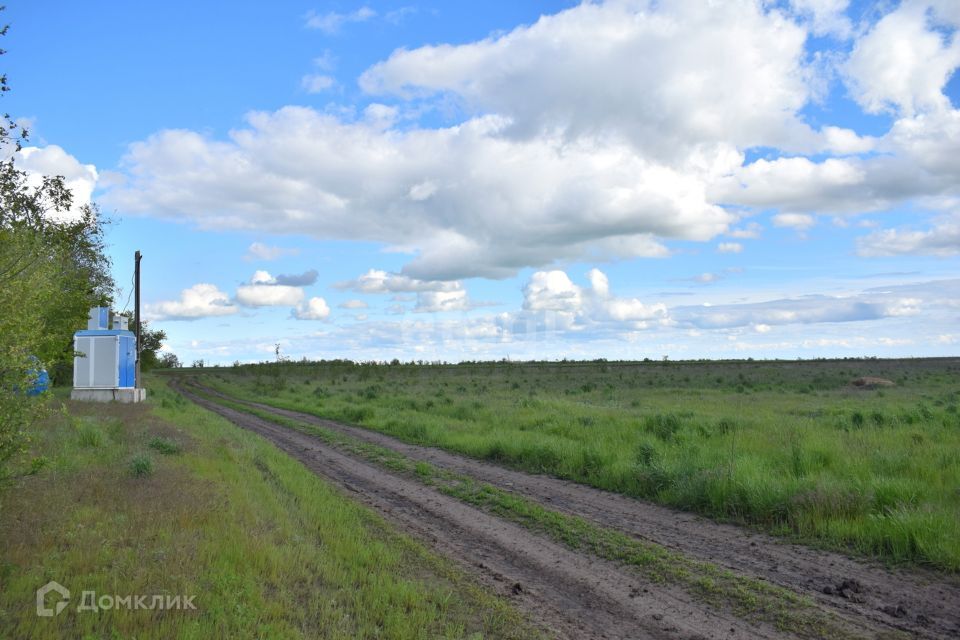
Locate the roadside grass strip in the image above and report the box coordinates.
[0,380,541,640]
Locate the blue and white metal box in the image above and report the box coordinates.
[73,330,137,389]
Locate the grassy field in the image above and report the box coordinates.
[0,380,538,639]
[192,358,960,572]
[188,385,868,639]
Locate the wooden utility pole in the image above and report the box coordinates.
[134,250,142,389]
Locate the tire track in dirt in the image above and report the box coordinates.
[187,379,960,639]
[173,380,807,640]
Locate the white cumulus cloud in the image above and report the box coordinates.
[844,1,960,116]
[360,0,816,157]
[522,268,667,325]
[146,284,238,321]
[236,284,304,307]
[98,0,960,282]
[294,297,331,320]
[16,145,98,223]
[236,271,305,307]
[103,109,733,280]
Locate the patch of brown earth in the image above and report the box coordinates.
[849,377,896,389]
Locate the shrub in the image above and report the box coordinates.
[129,454,153,477]
[715,418,738,436]
[578,448,606,478]
[635,464,672,495]
[484,441,510,463]
[520,444,562,472]
[76,424,104,448]
[28,455,50,475]
[850,411,865,429]
[341,406,372,423]
[450,404,475,421]
[635,442,659,467]
[414,461,432,478]
[360,385,381,400]
[644,414,682,441]
[148,436,182,455]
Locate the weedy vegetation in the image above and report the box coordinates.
[188,357,960,572]
[0,382,538,639]
[191,387,869,639]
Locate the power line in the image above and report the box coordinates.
[120,271,134,314]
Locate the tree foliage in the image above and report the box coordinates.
[157,352,181,369]
[138,321,167,370]
[0,20,113,473]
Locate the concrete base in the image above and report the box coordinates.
[71,388,147,403]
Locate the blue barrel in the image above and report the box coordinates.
[26,356,49,396]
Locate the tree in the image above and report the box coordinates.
[157,352,180,369]
[132,319,166,370]
[0,18,114,474]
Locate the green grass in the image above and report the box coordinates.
[189,357,960,572]
[128,453,154,477]
[0,378,540,640]
[189,387,874,639]
[148,436,182,455]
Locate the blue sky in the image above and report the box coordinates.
[6,0,959,363]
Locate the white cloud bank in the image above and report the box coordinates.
[150,270,332,320]
[106,0,853,280]
[713,0,960,242]
[335,269,461,293]
[99,0,960,282]
[857,212,960,257]
[161,272,959,362]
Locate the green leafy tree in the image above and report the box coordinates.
[157,352,180,369]
[0,19,113,474]
[139,321,167,370]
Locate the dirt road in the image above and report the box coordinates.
[175,379,960,639]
